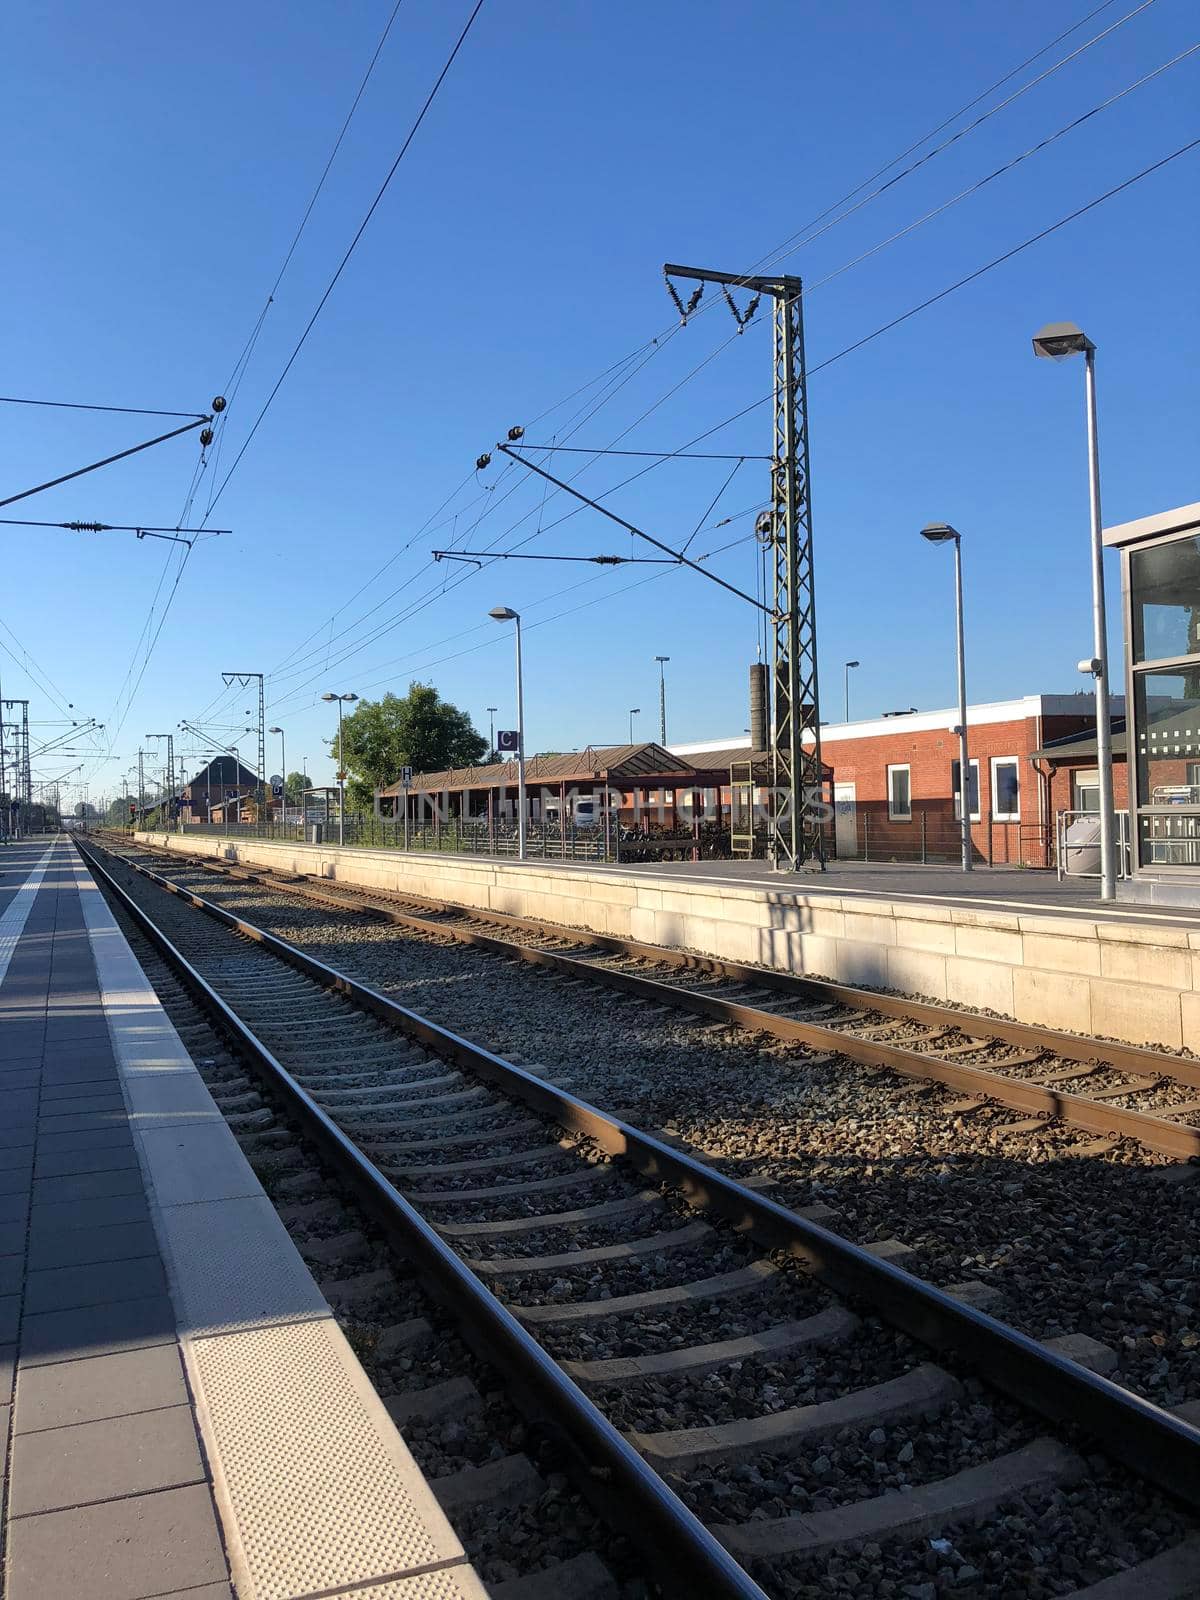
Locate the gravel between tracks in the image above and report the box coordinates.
[139,863,1200,1410]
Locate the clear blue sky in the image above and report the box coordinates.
[2,0,1197,808]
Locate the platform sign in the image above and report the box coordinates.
[271,782,283,799]
[496,729,520,752]
[269,774,283,787]
[400,765,413,786]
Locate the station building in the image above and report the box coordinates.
[675,691,1123,868]
[177,755,261,825]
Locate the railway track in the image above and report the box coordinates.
[80,835,1200,1597]
[108,833,1200,1162]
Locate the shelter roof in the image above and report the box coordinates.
[181,756,260,791]
[379,742,708,796]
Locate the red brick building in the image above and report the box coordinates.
[676,693,1126,868]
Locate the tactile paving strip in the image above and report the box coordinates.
[187,1316,470,1600]
[158,1194,327,1338]
[345,1573,490,1599]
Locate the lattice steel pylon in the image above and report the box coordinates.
[663,263,824,870]
[222,671,265,814]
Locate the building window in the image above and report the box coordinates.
[887,764,912,821]
[991,757,1020,820]
[1074,769,1100,813]
[1130,533,1200,664]
[952,758,980,821]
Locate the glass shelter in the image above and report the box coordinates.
[1104,502,1200,904]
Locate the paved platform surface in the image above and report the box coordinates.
[1,837,486,1600]
[607,857,1200,926]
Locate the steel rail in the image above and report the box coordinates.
[83,836,1200,1513]
[120,837,1200,1157]
[126,835,1199,1085]
[74,838,769,1600]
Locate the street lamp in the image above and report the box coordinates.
[488,608,526,861]
[320,693,358,847]
[843,660,860,723]
[655,657,670,744]
[268,726,286,821]
[1032,320,1116,900]
[629,707,641,744]
[920,524,972,873]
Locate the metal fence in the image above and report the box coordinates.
[837,805,1050,868]
[160,816,769,864]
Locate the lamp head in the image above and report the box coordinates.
[1031,321,1094,360]
[269,726,282,734]
[920,523,961,545]
[321,693,336,702]
[489,605,519,623]
[846,659,860,669]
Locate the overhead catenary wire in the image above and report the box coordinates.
[803,39,1200,297]
[205,0,488,520]
[188,0,410,529]
[250,1,1163,703]
[195,3,1177,752]
[240,0,1141,711]
[120,1,470,766]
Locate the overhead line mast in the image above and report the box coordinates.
[663,263,824,871]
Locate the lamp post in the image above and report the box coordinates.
[629,707,641,745]
[655,657,670,744]
[920,524,972,873]
[487,706,497,758]
[320,693,358,847]
[843,660,860,723]
[1032,321,1116,900]
[488,608,526,861]
[268,726,286,822]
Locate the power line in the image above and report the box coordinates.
[803,40,1200,297]
[751,0,1159,277]
[222,1,1165,728]
[206,0,488,518]
[187,0,410,529]
[0,395,208,419]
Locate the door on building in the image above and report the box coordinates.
[834,782,857,858]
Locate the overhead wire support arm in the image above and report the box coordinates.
[0,517,230,546]
[0,413,215,510]
[433,549,677,566]
[496,445,771,615]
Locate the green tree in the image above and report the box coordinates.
[336,684,486,810]
[106,794,137,825]
[73,801,98,820]
[284,771,309,805]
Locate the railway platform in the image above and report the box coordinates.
[134,830,1200,1054]
[0,837,486,1600]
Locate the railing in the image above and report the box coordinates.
[176,815,614,861]
[837,806,1051,868]
[1055,809,1132,880]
